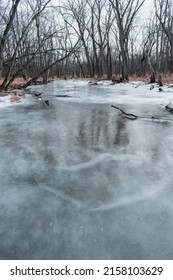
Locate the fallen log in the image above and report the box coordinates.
[55,94,71,97]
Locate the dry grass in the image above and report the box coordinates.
[0,79,26,103]
[0,77,27,88]
[9,91,25,103]
[129,73,173,85]
[0,91,8,97]
[0,73,173,90]
[1,73,173,106]
[161,74,173,86]
[0,91,25,103]
[54,73,173,85]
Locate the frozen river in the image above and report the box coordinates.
[0,80,173,259]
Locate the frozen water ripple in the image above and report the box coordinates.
[90,184,164,212]
[60,150,149,171]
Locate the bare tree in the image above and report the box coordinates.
[2,0,173,85]
[155,0,173,73]
[0,0,21,77]
[87,0,115,78]
[109,0,145,81]
[22,39,80,88]
[0,0,80,89]
[61,0,94,77]
[140,16,157,82]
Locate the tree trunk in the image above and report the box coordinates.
[147,53,156,83]
[0,0,21,77]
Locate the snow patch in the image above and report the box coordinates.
[0,92,28,107]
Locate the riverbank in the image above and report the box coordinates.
[0,90,26,106]
[0,74,173,107]
[1,73,173,88]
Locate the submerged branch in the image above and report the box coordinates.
[111,105,161,121]
[111,105,139,120]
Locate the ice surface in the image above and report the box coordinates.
[0,80,173,259]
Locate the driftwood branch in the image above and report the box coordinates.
[111,102,173,122]
[111,105,138,120]
[111,105,160,121]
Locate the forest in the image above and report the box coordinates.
[0,0,173,90]
[1,0,173,263]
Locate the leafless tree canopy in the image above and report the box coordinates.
[0,0,173,88]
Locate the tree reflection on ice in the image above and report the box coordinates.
[0,81,173,260]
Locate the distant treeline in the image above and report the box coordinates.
[0,0,172,89]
